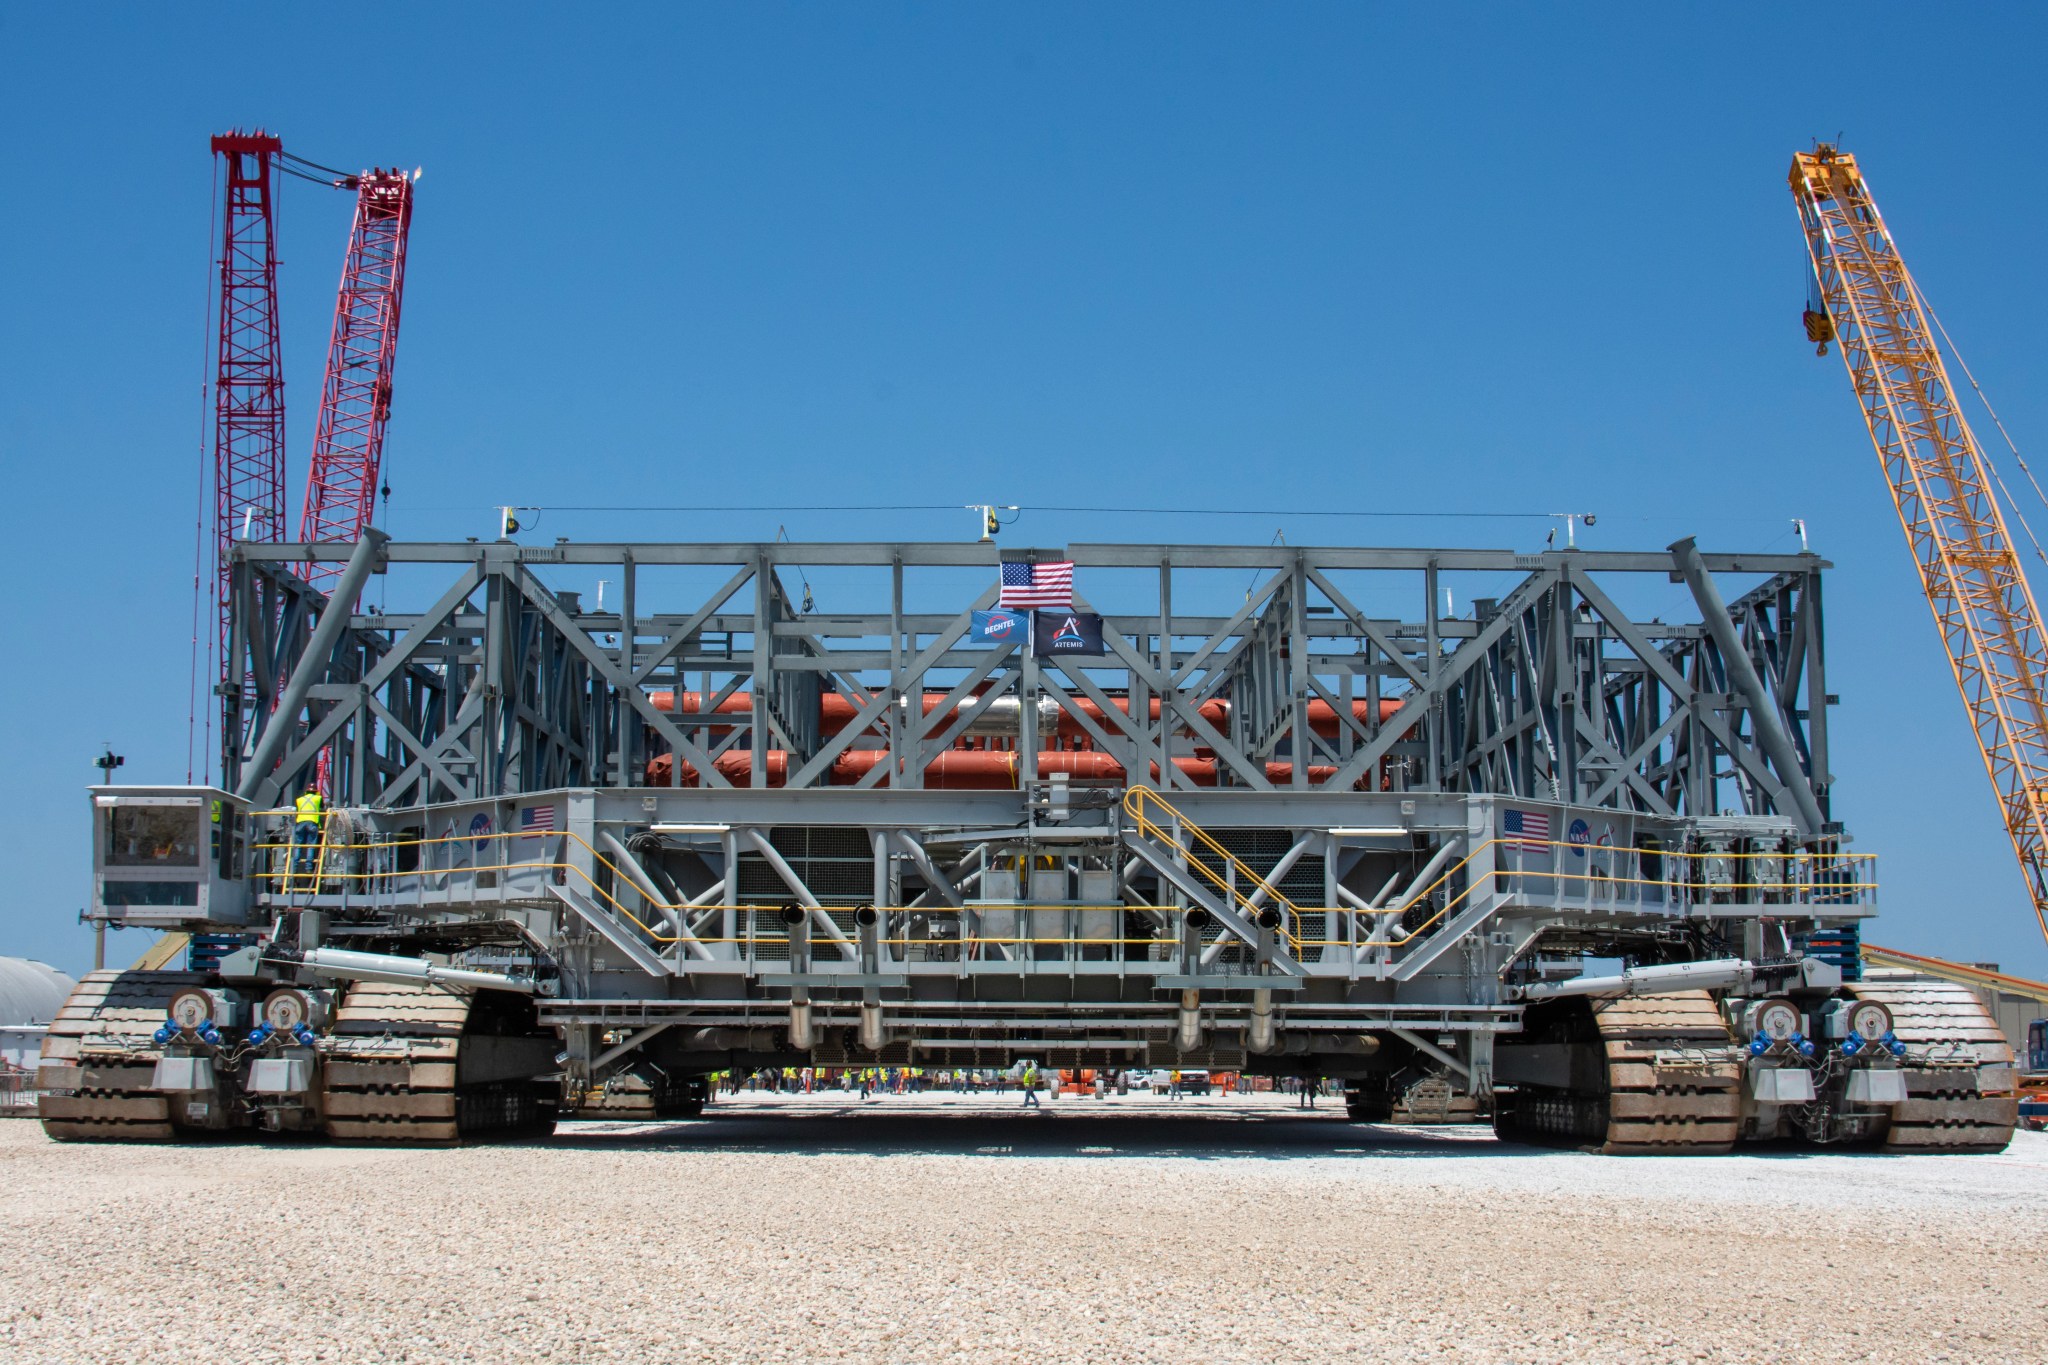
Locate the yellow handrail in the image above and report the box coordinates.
[1122,786,1308,949]
[1120,784,1877,949]
[247,803,1879,955]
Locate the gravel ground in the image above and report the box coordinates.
[3,1092,2044,1365]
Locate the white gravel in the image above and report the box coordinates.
[3,1092,2044,1364]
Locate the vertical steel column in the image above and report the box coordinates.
[1158,560,1174,790]
[871,829,892,966]
[891,556,911,788]
[1802,569,1831,820]
[484,561,511,797]
[751,551,769,788]
[1555,563,1578,802]
[720,827,739,949]
[1020,648,1040,786]
[617,552,637,788]
[1290,551,1309,788]
[1424,560,1442,790]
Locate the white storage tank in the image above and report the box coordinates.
[0,956,78,1074]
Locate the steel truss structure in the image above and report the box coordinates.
[209,133,287,692]
[164,536,1868,1074]
[225,537,1834,825]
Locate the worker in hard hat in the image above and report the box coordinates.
[291,783,325,877]
[1021,1061,1041,1107]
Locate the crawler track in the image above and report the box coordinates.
[320,980,470,1144]
[1592,993,1742,1154]
[1496,991,1741,1155]
[37,971,205,1143]
[1850,979,2018,1154]
[321,981,559,1144]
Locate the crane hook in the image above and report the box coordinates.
[1802,306,1834,356]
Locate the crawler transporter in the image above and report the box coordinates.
[43,535,2018,1152]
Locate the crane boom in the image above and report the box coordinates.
[209,133,288,782]
[209,132,287,667]
[1792,145,2048,948]
[299,169,414,587]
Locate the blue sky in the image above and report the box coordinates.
[3,5,2046,978]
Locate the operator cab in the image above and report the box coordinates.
[90,785,253,929]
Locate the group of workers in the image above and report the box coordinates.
[724,1066,1034,1097]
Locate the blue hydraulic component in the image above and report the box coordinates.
[152,1023,175,1045]
[1841,1035,1862,1058]
[1797,925,1861,982]
[247,1024,271,1047]
[292,1024,317,1046]
[198,1024,222,1047]
[1749,1034,1770,1056]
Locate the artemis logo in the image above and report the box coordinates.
[1049,615,1084,645]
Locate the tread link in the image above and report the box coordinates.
[321,980,468,1144]
[1593,993,1742,1155]
[1850,979,2018,1154]
[37,971,205,1143]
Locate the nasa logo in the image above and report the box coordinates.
[470,812,494,855]
[1567,817,1591,857]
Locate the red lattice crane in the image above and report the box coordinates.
[209,132,287,678]
[299,169,415,588]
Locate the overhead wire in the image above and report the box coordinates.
[538,502,1562,519]
[189,152,221,785]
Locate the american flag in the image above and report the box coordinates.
[521,805,556,833]
[999,559,1074,608]
[1502,808,1550,852]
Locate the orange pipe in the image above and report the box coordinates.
[645,749,1360,790]
[649,690,1402,739]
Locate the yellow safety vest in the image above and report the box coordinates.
[294,793,324,825]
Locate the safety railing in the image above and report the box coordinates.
[248,803,1878,972]
[1123,786,1311,951]
[1121,785,1877,952]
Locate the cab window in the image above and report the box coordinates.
[105,807,202,868]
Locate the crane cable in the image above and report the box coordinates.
[1907,274,2048,567]
[277,150,360,189]
[189,153,221,785]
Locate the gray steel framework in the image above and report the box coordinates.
[224,537,1835,829]
[73,534,1886,1112]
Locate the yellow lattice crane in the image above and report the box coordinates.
[1791,144,2048,949]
